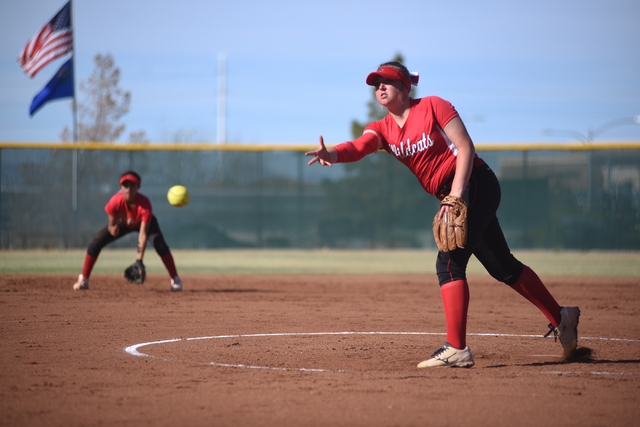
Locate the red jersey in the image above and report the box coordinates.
[364,96,479,196]
[104,191,152,229]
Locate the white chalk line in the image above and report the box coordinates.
[124,331,640,375]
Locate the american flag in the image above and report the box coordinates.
[18,2,73,78]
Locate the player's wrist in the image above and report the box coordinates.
[328,148,338,163]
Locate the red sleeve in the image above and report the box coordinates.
[104,193,123,216]
[430,96,459,128]
[334,132,379,163]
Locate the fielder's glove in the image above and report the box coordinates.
[432,195,468,252]
[124,260,146,284]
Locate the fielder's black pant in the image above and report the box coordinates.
[436,164,524,287]
[87,215,171,258]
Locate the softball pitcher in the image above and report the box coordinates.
[306,61,580,368]
[72,171,182,292]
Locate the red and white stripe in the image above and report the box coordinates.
[18,24,72,78]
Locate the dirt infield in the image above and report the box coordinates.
[1,273,639,427]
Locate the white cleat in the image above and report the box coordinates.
[73,274,88,290]
[171,276,182,292]
[417,342,475,368]
[545,306,580,358]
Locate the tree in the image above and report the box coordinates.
[161,127,209,143]
[61,53,145,142]
[128,130,149,143]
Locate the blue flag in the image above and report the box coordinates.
[30,57,73,116]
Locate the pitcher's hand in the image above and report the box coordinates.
[305,136,333,166]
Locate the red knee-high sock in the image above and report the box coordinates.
[82,254,98,279]
[511,265,561,326]
[160,253,178,278]
[441,280,470,350]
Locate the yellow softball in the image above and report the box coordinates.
[167,185,190,207]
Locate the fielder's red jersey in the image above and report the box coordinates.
[364,96,479,196]
[105,192,152,229]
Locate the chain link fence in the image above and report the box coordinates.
[1,142,639,250]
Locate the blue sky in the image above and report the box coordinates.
[1,0,639,145]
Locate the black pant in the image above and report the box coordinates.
[436,164,524,286]
[87,215,171,258]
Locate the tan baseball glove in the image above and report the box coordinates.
[432,195,468,252]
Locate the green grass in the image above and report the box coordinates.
[0,249,639,277]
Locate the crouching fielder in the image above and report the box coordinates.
[306,61,580,367]
[73,171,182,292]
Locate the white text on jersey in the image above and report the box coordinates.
[389,132,434,159]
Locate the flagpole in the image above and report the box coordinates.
[69,0,78,245]
[70,0,78,143]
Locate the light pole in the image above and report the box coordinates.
[541,114,640,143]
[587,115,640,141]
[540,115,640,212]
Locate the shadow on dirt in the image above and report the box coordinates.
[485,347,640,368]
[516,347,639,367]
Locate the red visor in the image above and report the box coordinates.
[120,173,141,186]
[366,66,419,91]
